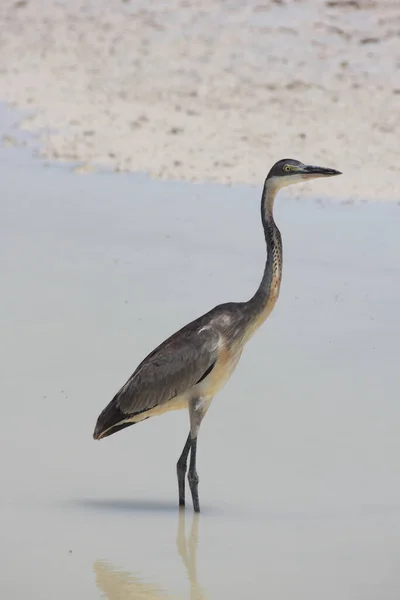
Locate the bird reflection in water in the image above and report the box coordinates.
[93,511,206,600]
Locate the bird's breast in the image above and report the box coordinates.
[195,341,243,400]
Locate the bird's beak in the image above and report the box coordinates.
[301,165,342,180]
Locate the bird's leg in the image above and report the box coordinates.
[177,433,191,507]
[188,437,200,513]
[188,397,207,513]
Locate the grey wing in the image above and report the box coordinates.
[116,325,220,415]
[115,327,220,415]
[93,323,220,439]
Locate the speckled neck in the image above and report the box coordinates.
[243,178,283,339]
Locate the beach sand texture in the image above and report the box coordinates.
[0,0,399,200]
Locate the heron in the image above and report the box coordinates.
[93,158,341,512]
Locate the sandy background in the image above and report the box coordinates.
[0,0,399,201]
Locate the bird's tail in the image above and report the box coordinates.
[93,398,134,440]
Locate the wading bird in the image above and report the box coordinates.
[93,159,341,512]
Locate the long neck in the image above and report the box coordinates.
[243,178,283,338]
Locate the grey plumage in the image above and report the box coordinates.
[93,312,222,439]
[93,158,341,512]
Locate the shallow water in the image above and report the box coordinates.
[1,144,400,598]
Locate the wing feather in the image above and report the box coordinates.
[117,325,220,414]
[93,322,220,438]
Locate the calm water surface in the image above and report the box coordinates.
[1,142,400,598]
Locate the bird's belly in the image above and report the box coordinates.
[195,346,243,400]
[138,395,189,420]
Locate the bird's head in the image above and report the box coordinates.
[266,159,341,189]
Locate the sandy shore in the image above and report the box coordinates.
[0,0,399,201]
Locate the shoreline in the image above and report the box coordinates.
[0,0,399,203]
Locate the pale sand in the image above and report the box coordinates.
[1,137,400,598]
[0,0,399,201]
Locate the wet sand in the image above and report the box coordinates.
[0,0,399,201]
[1,132,400,598]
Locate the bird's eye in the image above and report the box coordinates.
[283,164,291,172]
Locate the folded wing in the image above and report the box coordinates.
[93,323,220,439]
